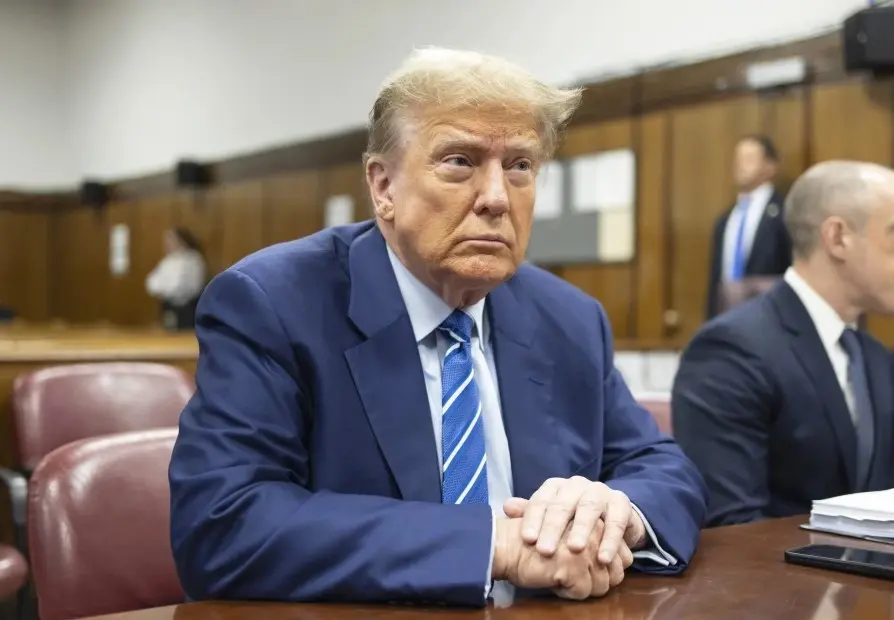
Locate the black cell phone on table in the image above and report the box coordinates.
[784,544,894,580]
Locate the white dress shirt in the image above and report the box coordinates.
[145,249,206,305]
[722,183,775,281]
[386,247,675,603]
[784,268,858,422]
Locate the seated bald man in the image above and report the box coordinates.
[169,47,707,606]
[673,160,894,527]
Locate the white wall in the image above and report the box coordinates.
[64,0,868,182]
[0,0,73,189]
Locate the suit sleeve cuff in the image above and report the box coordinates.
[630,503,678,567]
[485,509,497,600]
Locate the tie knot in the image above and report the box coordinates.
[439,310,474,344]
[840,328,862,358]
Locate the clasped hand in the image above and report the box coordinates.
[492,476,646,600]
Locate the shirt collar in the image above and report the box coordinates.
[783,267,854,349]
[738,182,773,206]
[386,244,487,348]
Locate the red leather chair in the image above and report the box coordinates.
[715,276,780,315]
[27,429,182,620]
[1,362,193,539]
[0,362,192,619]
[0,545,27,601]
[11,362,194,471]
[638,397,672,435]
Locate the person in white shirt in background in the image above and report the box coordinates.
[146,227,207,330]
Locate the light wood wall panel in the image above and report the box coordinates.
[551,119,637,338]
[668,96,761,341]
[0,210,50,321]
[6,77,894,348]
[265,171,323,246]
[634,112,671,343]
[810,79,894,343]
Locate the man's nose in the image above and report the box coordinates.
[473,160,510,215]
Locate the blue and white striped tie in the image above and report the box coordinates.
[438,310,488,505]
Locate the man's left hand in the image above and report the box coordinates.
[503,476,646,565]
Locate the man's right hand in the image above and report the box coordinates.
[492,517,629,599]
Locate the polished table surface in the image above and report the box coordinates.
[81,517,893,620]
[0,323,197,362]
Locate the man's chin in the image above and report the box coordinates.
[448,255,517,283]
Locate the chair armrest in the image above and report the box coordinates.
[0,468,27,528]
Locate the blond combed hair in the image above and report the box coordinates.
[365,47,583,161]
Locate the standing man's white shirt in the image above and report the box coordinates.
[722,182,775,281]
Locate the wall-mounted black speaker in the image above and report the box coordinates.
[843,6,894,72]
[176,160,212,187]
[80,180,109,207]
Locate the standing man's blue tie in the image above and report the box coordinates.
[729,196,751,281]
[439,309,489,505]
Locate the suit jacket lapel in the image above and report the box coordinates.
[859,334,892,489]
[343,225,441,503]
[488,279,564,500]
[770,282,858,487]
[746,194,782,273]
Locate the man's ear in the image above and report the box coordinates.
[365,156,395,222]
[822,216,850,260]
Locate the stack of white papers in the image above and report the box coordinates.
[808,489,894,542]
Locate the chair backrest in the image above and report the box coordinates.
[716,276,780,315]
[12,362,194,470]
[28,428,182,620]
[637,397,672,435]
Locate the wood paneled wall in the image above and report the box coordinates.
[3,33,894,348]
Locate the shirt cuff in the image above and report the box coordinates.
[630,503,678,567]
[485,509,497,600]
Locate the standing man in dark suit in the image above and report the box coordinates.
[706,135,791,318]
[674,160,894,527]
[168,47,707,606]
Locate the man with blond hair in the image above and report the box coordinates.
[673,160,894,527]
[169,47,706,606]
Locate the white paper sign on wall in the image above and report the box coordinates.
[324,195,355,228]
[109,223,130,276]
[533,160,564,220]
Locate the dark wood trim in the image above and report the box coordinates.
[0,30,855,208]
[627,73,645,341]
[661,113,675,338]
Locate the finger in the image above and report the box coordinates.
[589,558,611,598]
[619,542,634,569]
[520,478,563,546]
[502,497,527,519]
[623,509,647,550]
[552,562,591,601]
[598,491,632,565]
[608,554,625,588]
[566,485,609,553]
[536,477,590,555]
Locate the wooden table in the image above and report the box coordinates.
[80,517,893,620]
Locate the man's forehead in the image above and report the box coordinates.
[412,106,542,151]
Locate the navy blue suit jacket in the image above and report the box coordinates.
[673,281,894,527]
[706,191,791,318]
[169,221,707,606]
